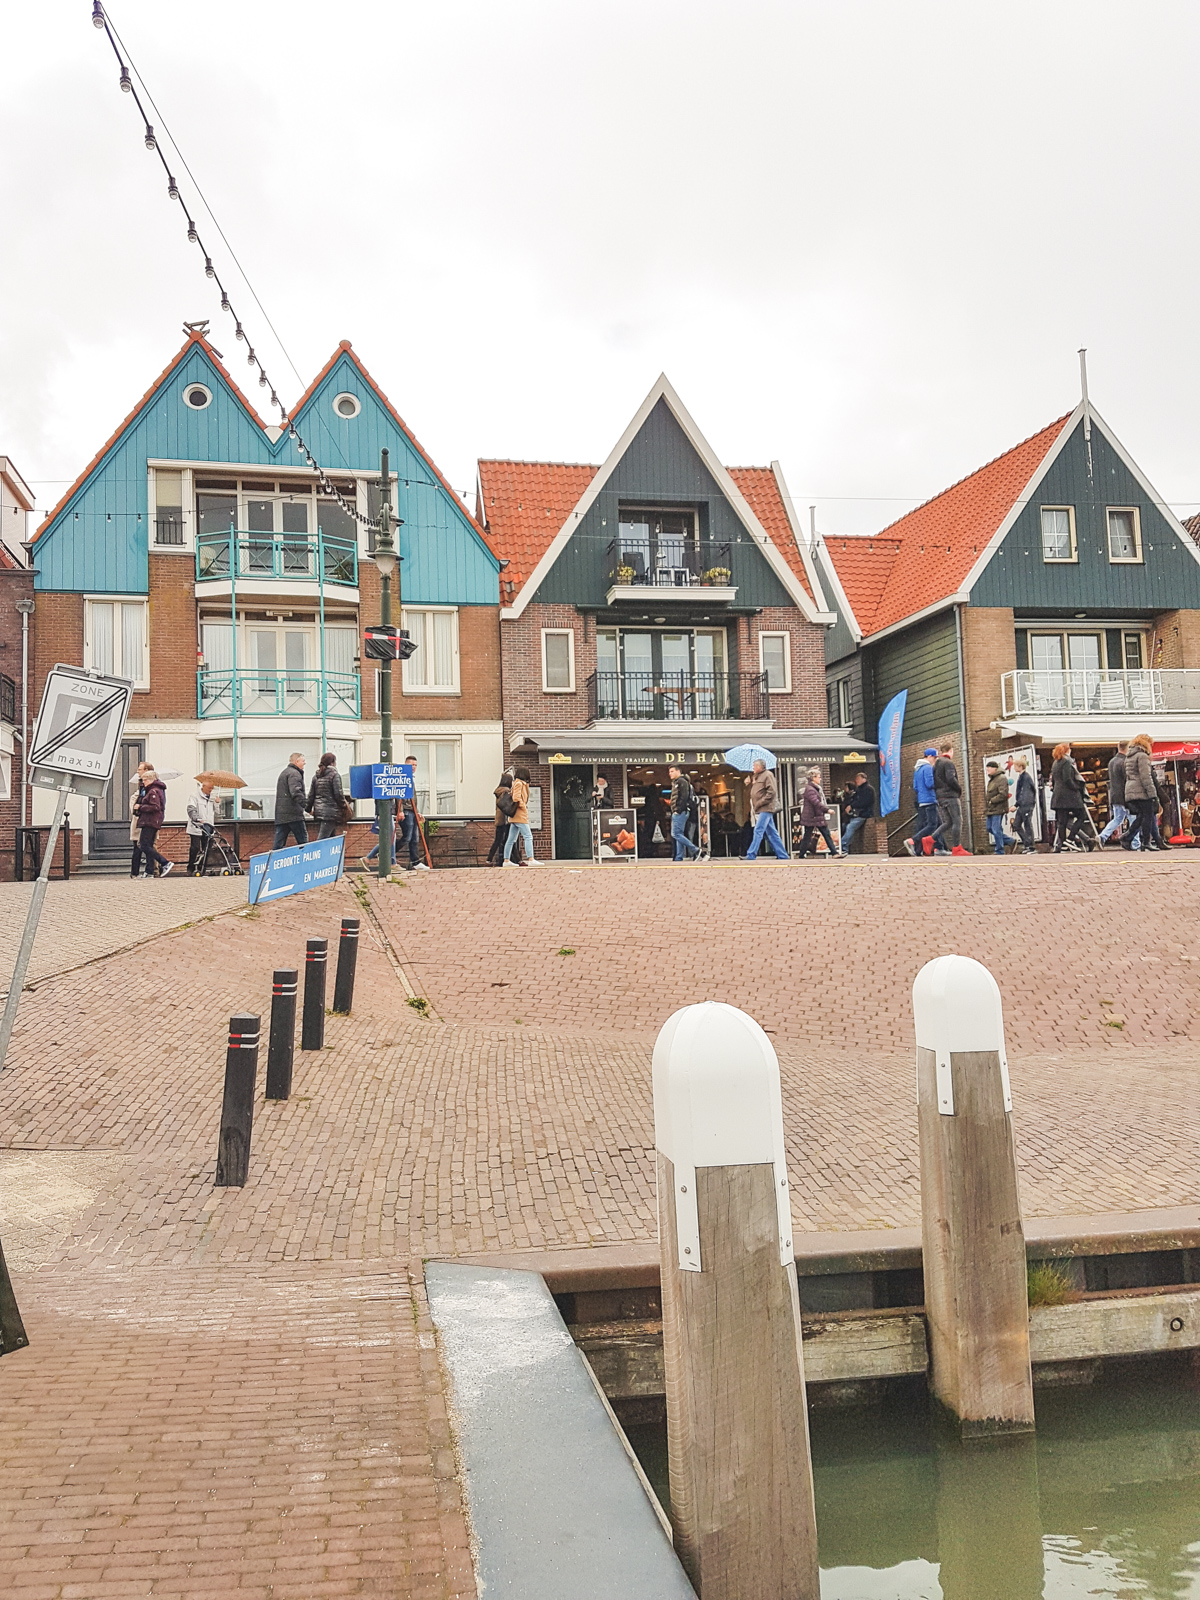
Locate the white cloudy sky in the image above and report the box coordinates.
[3,1,1199,534]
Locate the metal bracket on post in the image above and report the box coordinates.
[653,1001,793,1270]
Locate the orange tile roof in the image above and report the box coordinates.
[727,466,814,601]
[478,459,815,603]
[822,413,1073,637]
[1182,512,1200,547]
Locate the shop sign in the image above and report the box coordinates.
[981,744,1041,839]
[592,808,638,863]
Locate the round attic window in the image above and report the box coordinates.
[333,392,361,419]
[183,383,212,410]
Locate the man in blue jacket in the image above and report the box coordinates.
[905,748,942,857]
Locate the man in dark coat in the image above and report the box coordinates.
[930,741,969,855]
[273,752,309,848]
[1098,741,1128,846]
[838,772,875,856]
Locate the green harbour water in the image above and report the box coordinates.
[626,1360,1200,1598]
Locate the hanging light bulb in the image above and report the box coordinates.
[204,257,215,278]
[144,124,156,150]
[187,221,198,244]
[258,372,267,387]
[119,68,132,92]
[167,176,179,200]
[235,323,245,342]
[270,391,280,408]
[93,2,106,26]
[220,292,230,312]
[246,347,256,364]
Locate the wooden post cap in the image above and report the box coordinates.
[912,955,1012,1116]
[652,1002,792,1272]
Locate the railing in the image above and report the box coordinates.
[154,515,185,546]
[1001,668,1200,717]
[587,670,768,722]
[0,673,14,725]
[196,530,358,586]
[197,669,360,719]
[605,538,733,590]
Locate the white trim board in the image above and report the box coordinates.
[503,374,826,625]
[770,460,835,621]
[812,537,865,646]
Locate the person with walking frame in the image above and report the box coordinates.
[186,779,217,875]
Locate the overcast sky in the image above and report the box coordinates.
[3,2,1200,535]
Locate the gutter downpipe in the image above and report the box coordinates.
[955,603,974,847]
[16,596,34,829]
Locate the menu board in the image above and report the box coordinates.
[593,808,638,863]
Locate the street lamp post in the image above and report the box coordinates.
[373,449,399,880]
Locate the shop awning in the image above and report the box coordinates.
[1152,740,1200,760]
[997,716,1200,745]
[509,724,877,765]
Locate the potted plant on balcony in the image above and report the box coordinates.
[700,566,732,586]
[615,563,637,585]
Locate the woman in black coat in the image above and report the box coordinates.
[307,752,347,840]
[1049,742,1089,852]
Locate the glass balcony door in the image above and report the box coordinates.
[245,494,313,578]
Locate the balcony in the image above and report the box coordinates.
[604,538,735,604]
[0,673,14,726]
[1001,669,1200,718]
[196,530,358,588]
[198,669,360,720]
[588,670,768,722]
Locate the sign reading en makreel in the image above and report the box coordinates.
[248,834,346,905]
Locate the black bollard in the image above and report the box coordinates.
[215,1013,260,1187]
[265,968,298,1100]
[301,938,327,1051]
[332,918,360,1015]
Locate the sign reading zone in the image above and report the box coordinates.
[28,665,133,783]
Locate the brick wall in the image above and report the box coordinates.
[748,606,828,726]
[1152,609,1200,669]
[501,603,594,744]
[961,606,1017,851]
[0,566,36,879]
[145,554,199,719]
[28,593,83,728]
[397,605,501,721]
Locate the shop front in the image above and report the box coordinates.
[514,728,876,861]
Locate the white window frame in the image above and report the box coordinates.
[405,738,461,817]
[149,465,192,552]
[541,627,576,693]
[1039,505,1077,563]
[758,631,791,694]
[401,606,461,695]
[1106,506,1143,564]
[84,596,150,690]
[836,677,852,727]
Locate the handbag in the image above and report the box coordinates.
[498,790,519,818]
[340,797,355,824]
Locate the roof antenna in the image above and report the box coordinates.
[809,505,818,550]
[1078,347,1093,480]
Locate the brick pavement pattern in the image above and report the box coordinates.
[0,857,1197,1594]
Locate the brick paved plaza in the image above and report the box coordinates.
[0,855,1197,1595]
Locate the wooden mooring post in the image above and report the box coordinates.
[913,955,1035,1437]
[654,1001,819,1600]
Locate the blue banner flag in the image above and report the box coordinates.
[248,834,345,905]
[877,690,908,817]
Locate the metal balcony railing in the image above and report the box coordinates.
[0,673,14,726]
[605,537,733,590]
[588,670,768,722]
[196,530,358,586]
[1001,668,1200,717]
[197,669,360,719]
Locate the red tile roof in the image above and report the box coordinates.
[821,413,1073,638]
[1182,512,1200,547]
[477,459,815,604]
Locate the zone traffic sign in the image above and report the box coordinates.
[28,665,134,790]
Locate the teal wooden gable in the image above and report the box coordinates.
[970,415,1200,614]
[533,398,794,609]
[33,336,498,605]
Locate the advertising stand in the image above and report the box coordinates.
[593,808,638,863]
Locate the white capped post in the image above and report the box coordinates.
[913,956,1034,1437]
[654,1001,819,1600]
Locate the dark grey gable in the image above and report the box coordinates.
[970,417,1200,613]
[533,397,793,607]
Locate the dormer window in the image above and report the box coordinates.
[1040,506,1076,562]
[616,507,699,586]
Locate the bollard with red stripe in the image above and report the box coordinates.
[215,1013,261,1187]
[301,938,327,1052]
[265,969,298,1100]
[332,919,360,1016]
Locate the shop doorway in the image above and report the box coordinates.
[552,765,593,860]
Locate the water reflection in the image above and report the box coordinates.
[627,1360,1200,1599]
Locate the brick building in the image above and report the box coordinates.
[18,331,501,870]
[815,395,1200,851]
[477,376,869,860]
[0,458,36,878]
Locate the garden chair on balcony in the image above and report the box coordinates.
[1094,679,1129,713]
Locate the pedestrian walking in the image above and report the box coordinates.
[930,741,970,855]
[1050,742,1089,852]
[487,768,516,866]
[307,752,347,840]
[360,811,396,873]
[130,765,172,878]
[398,755,429,870]
[667,765,700,861]
[1098,742,1129,846]
[741,759,788,862]
[1153,769,1174,848]
[1122,734,1162,852]
[185,779,217,875]
[273,752,309,849]
[839,771,875,856]
[984,761,1019,856]
[502,767,540,866]
[906,747,942,857]
[796,768,837,859]
[1012,756,1037,851]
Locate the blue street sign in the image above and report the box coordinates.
[247,835,346,905]
[371,763,415,800]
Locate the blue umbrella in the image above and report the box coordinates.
[724,743,776,771]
